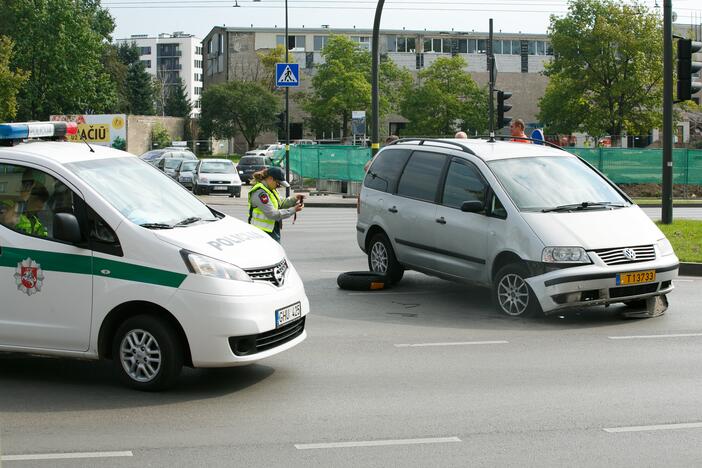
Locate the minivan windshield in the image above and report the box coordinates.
[487,156,630,212]
[200,161,236,174]
[68,158,217,227]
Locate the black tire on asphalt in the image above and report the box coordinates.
[112,315,184,392]
[337,271,389,291]
[492,263,542,318]
[366,233,404,284]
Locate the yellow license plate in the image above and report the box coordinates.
[616,270,656,285]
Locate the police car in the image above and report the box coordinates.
[0,122,309,390]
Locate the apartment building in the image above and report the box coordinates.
[116,32,204,118]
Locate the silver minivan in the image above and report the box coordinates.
[357,138,679,318]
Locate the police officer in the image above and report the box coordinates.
[248,167,303,242]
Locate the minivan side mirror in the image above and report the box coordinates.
[53,213,83,243]
[460,200,484,213]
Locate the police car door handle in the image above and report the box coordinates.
[435,217,447,224]
[388,206,398,213]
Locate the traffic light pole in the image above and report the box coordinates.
[371,0,385,157]
[662,0,673,224]
[488,19,495,140]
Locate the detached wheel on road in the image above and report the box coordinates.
[337,271,388,291]
[367,233,404,284]
[492,263,542,318]
[112,315,183,391]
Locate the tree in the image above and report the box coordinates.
[0,0,117,120]
[117,42,155,115]
[257,45,288,91]
[201,81,278,149]
[102,44,129,113]
[151,123,171,149]
[0,36,30,121]
[538,0,663,141]
[164,78,192,118]
[304,35,411,137]
[400,56,488,136]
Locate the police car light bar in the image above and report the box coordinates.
[0,121,78,142]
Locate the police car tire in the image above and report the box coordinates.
[337,271,389,291]
[112,315,183,391]
[367,233,404,284]
[492,263,542,318]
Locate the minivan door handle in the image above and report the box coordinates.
[435,217,447,225]
[388,206,398,213]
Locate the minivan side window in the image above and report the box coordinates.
[0,163,80,241]
[441,159,487,209]
[363,148,411,193]
[397,151,446,202]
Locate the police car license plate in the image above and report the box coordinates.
[616,270,656,285]
[276,302,302,328]
[214,186,228,191]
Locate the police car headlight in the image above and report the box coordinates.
[182,251,252,282]
[542,247,590,264]
[657,238,675,256]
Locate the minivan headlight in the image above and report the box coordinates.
[542,247,590,263]
[182,251,252,282]
[657,238,675,256]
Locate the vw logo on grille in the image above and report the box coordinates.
[623,248,637,260]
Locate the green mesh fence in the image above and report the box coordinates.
[272,145,372,182]
[273,146,702,185]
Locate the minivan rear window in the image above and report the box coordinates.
[364,148,411,193]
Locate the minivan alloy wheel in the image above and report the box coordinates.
[497,273,530,316]
[120,329,162,383]
[370,241,389,274]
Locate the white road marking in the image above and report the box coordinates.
[673,279,695,282]
[1,451,133,461]
[395,341,509,348]
[604,422,702,433]
[608,333,702,340]
[295,436,461,450]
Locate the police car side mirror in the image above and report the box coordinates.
[54,213,82,243]
[460,200,484,213]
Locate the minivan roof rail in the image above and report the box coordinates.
[388,138,477,155]
[471,134,567,151]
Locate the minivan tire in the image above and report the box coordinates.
[367,233,404,284]
[492,263,542,318]
[112,315,183,391]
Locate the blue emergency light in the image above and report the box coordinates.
[0,121,77,144]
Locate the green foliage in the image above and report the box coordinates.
[200,81,278,149]
[304,35,412,137]
[111,136,126,151]
[400,56,488,136]
[117,42,155,115]
[0,36,29,121]
[164,78,192,118]
[538,0,663,139]
[151,123,171,149]
[257,45,288,91]
[655,220,702,263]
[102,44,129,113]
[0,0,117,120]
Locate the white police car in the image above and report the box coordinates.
[0,122,309,390]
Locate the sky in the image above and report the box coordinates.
[105,0,702,40]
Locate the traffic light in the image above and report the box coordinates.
[496,90,512,129]
[677,38,702,102]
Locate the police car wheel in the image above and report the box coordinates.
[367,233,404,284]
[113,315,183,391]
[493,264,542,318]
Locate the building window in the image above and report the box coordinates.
[350,36,370,51]
[196,46,202,55]
[193,100,201,109]
[467,39,476,53]
[477,39,488,54]
[313,35,328,51]
[194,72,202,81]
[218,33,224,54]
[141,60,151,68]
[138,46,151,55]
[277,35,306,50]
[423,38,454,53]
[207,39,212,54]
[457,39,467,54]
[194,87,202,95]
[545,42,553,55]
[194,60,202,68]
[395,36,416,53]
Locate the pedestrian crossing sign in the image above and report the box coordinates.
[276,63,300,88]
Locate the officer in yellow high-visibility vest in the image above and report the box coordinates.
[248,167,303,242]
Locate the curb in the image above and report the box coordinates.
[680,262,702,277]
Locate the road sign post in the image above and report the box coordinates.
[276,62,300,196]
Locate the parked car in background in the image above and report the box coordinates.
[292,139,316,145]
[174,160,199,189]
[158,158,185,178]
[140,148,197,167]
[245,143,285,158]
[237,155,273,184]
[193,159,242,197]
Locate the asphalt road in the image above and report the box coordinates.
[1,207,701,467]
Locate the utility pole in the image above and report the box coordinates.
[662,0,673,224]
[488,19,495,140]
[371,0,385,157]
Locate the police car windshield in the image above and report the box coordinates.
[68,158,217,226]
[200,161,236,174]
[487,156,630,212]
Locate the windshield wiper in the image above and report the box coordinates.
[139,222,173,229]
[541,201,627,213]
[174,217,202,227]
